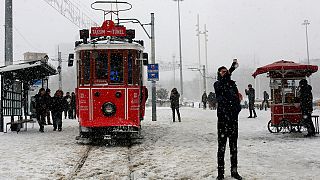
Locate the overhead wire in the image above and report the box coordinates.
[13,25,42,52]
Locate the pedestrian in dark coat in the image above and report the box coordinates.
[35,88,47,132]
[70,92,76,119]
[261,91,269,110]
[45,89,53,125]
[299,79,316,137]
[245,84,257,118]
[170,88,181,122]
[214,64,242,180]
[51,90,66,131]
[202,91,208,109]
[207,92,214,110]
[63,92,71,119]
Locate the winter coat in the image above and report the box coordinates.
[202,93,208,103]
[214,73,241,118]
[299,84,313,113]
[45,94,52,111]
[63,95,72,110]
[35,93,48,113]
[71,94,76,109]
[51,96,67,113]
[263,91,269,101]
[245,87,255,103]
[207,92,216,103]
[170,91,180,109]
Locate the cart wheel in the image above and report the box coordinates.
[279,119,292,133]
[267,120,280,133]
[297,120,307,133]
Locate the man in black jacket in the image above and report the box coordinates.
[245,84,257,118]
[170,88,181,122]
[299,79,315,137]
[214,63,242,180]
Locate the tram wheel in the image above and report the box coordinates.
[267,120,281,133]
[279,119,292,133]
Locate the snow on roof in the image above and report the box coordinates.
[0,60,41,73]
[0,60,57,76]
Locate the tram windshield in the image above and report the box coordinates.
[79,49,140,86]
[110,52,124,84]
[95,52,108,80]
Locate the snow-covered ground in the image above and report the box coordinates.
[0,107,319,180]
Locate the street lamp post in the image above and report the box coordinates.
[173,0,184,102]
[302,20,311,83]
[302,20,310,66]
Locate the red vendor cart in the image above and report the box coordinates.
[253,60,318,133]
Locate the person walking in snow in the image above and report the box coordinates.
[170,88,181,122]
[35,88,47,132]
[70,92,76,119]
[202,91,208,109]
[245,84,257,118]
[207,92,215,110]
[214,61,242,180]
[299,79,316,137]
[45,89,53,125]
[63,92,71,119]
[261,91,269,110]
[51,90,67,131]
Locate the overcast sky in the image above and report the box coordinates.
[1,0,320,73]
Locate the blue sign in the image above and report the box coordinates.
[147,64,159,81]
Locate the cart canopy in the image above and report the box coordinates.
[252,60,318,78]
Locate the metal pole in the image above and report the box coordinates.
[173,55,176,87]
[58,47,62,90]
[204,24,208,93]
[203,65,206,93]
[177,0,184,102]
[151,13,157,121]
[304,20,310,66]
[5,0,13,66]
[0,75,3,132]
[196,14,202,96]
[303,20,311,83]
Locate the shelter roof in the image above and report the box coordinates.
[0,60,57,81]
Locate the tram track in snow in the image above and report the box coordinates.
[65,140,135,180]
[65,145,93,180]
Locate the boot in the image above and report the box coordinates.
[217,167,224,180]
[231,168,242,180]
[216,175,224,180]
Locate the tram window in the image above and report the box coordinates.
[128,52,133,84]
[110,53,124,83]
[83,51,91,84]
[95,52,108,79]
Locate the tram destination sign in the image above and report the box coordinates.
[91,20,126,37]
[147,64,159,81]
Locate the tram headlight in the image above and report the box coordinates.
[115,91,122,98]
[102,102,116,117]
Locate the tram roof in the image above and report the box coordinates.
[75,40,144,52]
[0,60,57,81]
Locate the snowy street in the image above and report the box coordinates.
[1,107,320,180]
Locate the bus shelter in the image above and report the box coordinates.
[0,60,57,132]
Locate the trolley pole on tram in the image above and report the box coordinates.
[151,13,157,121]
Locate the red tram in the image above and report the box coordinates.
[72,2,148,140]
[253,60,318,133]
